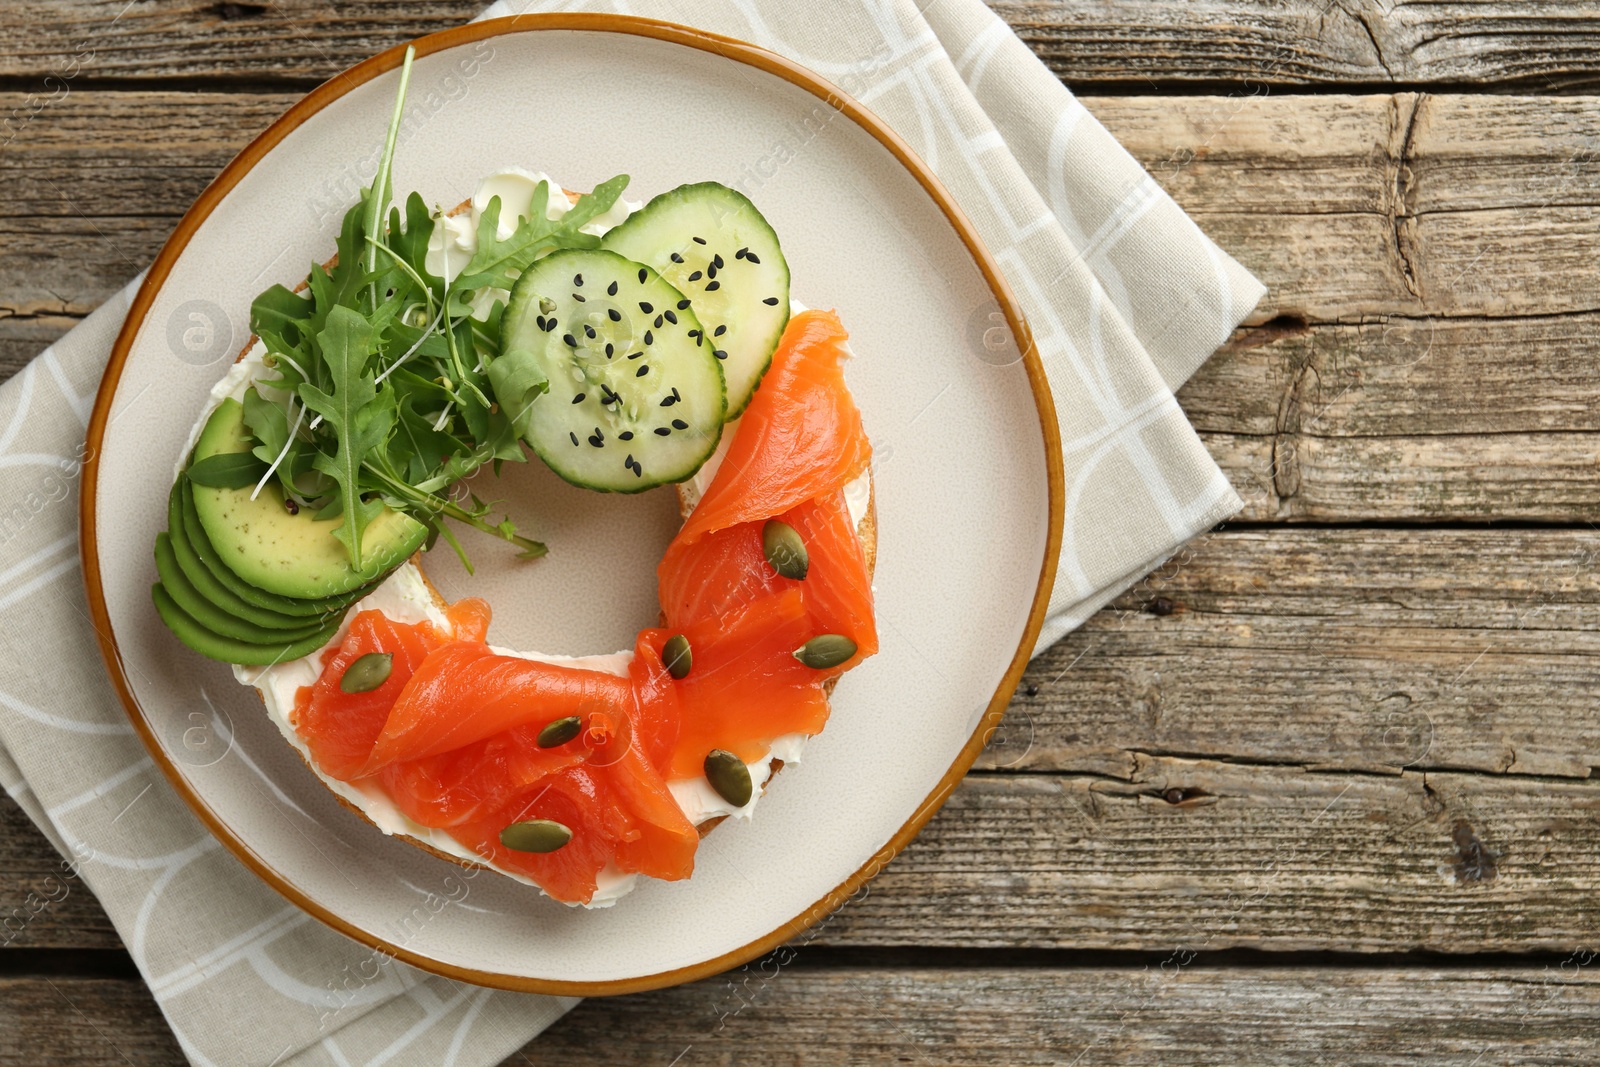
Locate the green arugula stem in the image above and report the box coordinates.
[362,463,547,559]
[364,46,415,308]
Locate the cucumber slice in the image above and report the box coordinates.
[602,182,790,418]
[500,248,725,492]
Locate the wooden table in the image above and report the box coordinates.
[5,3,1600,1062]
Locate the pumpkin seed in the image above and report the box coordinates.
[704,749,753,807]
[793,634,857,669]
[761,519,809,579]
[662,633,692,679]
[499,819,572,853]
[536,715,582,748]
[339,652,393,693]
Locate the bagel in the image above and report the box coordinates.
[193,172,877,906]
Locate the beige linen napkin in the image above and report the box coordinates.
[0,1,1263,1063]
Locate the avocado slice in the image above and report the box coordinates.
[151,583,343,666]
[178,480,372,617]
[189,398,426,599]
[155,533,329,644]
[164,483,348,631]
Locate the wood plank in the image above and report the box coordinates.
[1082,92,1600,321]
[9,963,1600,1066]
[11,752,1600,953]
[823,763,1600,952]
[6,1,1600,91]
[7,91,1599,326]
[1007,528,1600,779]
[999,1,1600,93]
[521,963,1600,1065]
[0,798,121,950]
[0,976,181,1066]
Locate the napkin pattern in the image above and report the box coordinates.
[0,1,1262,1063]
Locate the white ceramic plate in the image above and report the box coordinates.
[83,15,1060,994]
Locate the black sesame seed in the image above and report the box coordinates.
[654,427,671,436]
[654,314,664,328]
[688,329,701,338]
[535,315,547,330]
[714,349,728,360]
[605,342,615,357]
[636,365,649,377]
[639,301,654,313]
[672,418,688,430]
[563,333,578,347]
[706,264,717,279]
[713,253,724,268]
[692,236,707,245]
[569,431,580,446]
[607,280,618,296]
[593,427,604,440]
[659,395,676,407]
[633,463,643,478]
[714,324,727,336]
[608,308,621,322]
[638,268,648,284]
[735,247,749,259]
[588,434,603,447]
[571,393,586,404]
[624,453,635,469]
[670,252,684,263]
[705,280,721,291]
[688,270,703,282]
[584,325,597,338]
[672,387,681,400]
[644,330,654,346]
[664,310,678,325]
[677,299,691,310]
[628,350,644,360]
[618,430,634,441]
[572,292,586,302]
[763,296,780,305]
[574,273,584,286]
[747,252,761,264]
[601,386,619,404]
[544,319,557,332]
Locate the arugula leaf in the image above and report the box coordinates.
[297,306,391,569]
[250,285,314,357]
[187,452,270,489]
[222,44,552,574]
[241,387,288,465]
[452,175,629,292]
[388,192,438,285]
[485,347,549,439]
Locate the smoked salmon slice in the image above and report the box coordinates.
[288,311,877,906]
[363,644,634,772]
[664,309,870,560]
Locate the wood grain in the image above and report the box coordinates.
[8,964,1600,1067]
[1003,528,1600,779]
[523,963,1600,1066]
[6,2,1600,91]
[0,800,118,950]
[8,91,1600,324]
[0,976,183,1066]
[14,750,1600,953]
